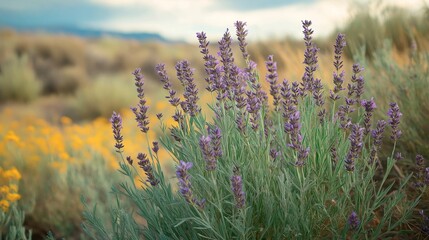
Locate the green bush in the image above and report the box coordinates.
[82,21,427,239]
[0,55,42,103]
[67,75,136,120]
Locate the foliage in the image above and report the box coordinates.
[0,55,42,103]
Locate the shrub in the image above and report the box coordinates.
[0,54,42,103]
[355,41,429,159]
[67,75,136,120]
[83,21,427,239]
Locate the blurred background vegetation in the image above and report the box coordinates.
[0,4,428,239]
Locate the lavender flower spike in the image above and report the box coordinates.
[176,161,194,203]
[199,135,216,171]
[231,167,245,209]
[345,124,364,172]
[361,98,377,135]
[110,111,124,153]
[131,68,150,133]
[265,55,281,111]
[176,60,201,117]
[387,102,402,141]
[137,153,159,186]
[348,211,360,230]
[176,161,205,209]
[234,21,249,61]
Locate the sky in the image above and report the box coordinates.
[0,0,428,42]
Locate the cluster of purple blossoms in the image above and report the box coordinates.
[231,167,245,209]
[197,32,220,93]
[110,111,124,153]
[246,90,263,130]
[199,136,215,170]
[284,110,310,166]
[313,78,325,122]
[175,61,201,117]
[152,141,159,154]
[176,161,205,209]
[137,153,159,186]
[218,29,235,97]
[330,33,346,101]
[348,211,360,231]
[131,68,150,133]
[301,20,319,93]
[347,64,365,104]
[270,148,281,160]
[336,97,355,129]
[387,102,402,142]
[369,120,387,165]
[280,80,293,123]
[414,155,427,188]
[345,124,365,172]
[234,21,249,61]
[265,55,281,111]
[156,63,180,107]
[361,98,377,135]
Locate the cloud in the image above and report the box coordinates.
[88,0,351,42]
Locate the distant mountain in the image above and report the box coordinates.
[2,25,169,42]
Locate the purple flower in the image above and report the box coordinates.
[345,124,364,172]
[291,82,301,105]
[348,211,360,230]
[330,33,346,100]
[234,21,249,60]
[126,156,133,165]
[369,120,386,164]
[281,79,293,123]
[175,60,201,117]
[197,32,220,92]
[301,20,319,93]
[152,141,159,154]
[394,152,403,161]
[156,113,163,120]
[110,111,124,153]
[361,98,377,135]
[270,148,280,160]
[137,153,159,186]
[131,68,150,133]
[209,126,223,158]
[246,91,262,130]
[176,161,205,209]
[199,135,216,171]
[156,64,181,107]
[333,33,346,71]
[176,161,193,202]
[387,102,402,141]
[415,154,426,188]
[231,167,245,209]
[265,55,281,111]
[349,64,365,101]
[235,112,246,133]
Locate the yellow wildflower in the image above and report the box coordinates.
[0,186,9,194]
[2,168,22,180]
[6,193,21,202]
[5,131,20,144]
[0,199,9,212]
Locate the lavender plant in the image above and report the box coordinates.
[83,21,426,239]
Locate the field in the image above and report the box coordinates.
[1,6,429,239]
